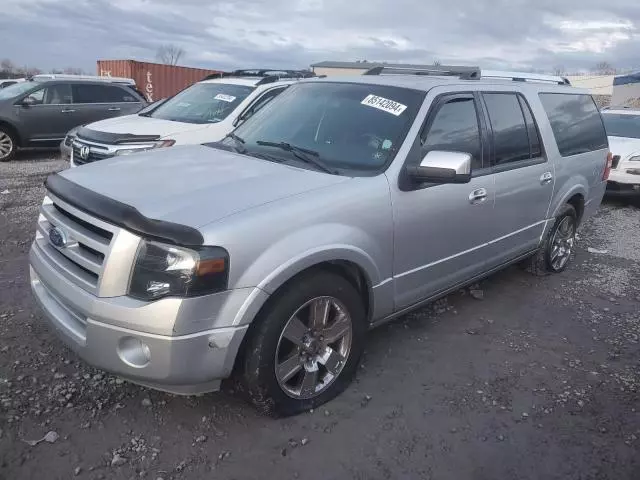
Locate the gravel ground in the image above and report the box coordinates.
[1,153,639,480]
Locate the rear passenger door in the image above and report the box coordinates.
[481,91,554,268]
[71,83,143,126]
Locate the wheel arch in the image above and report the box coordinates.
[0,119,21,147]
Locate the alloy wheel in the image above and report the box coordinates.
[275,296,353,400]
[549,216,576,271]
[0,132,13,160]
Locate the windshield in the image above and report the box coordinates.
[0,81,38,100]
[602,113,640,139]
[218,82,424,173]
[149,82,254,124]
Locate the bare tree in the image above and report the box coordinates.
[552,65,566,76]
[0,59,15,76]
[156,44,185,66]
[432,60,442,66]
[63,67,85,75]
[591,61,616,75]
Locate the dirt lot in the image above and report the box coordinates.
[1,152,639,480]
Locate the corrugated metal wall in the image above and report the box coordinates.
[97,60,221,102]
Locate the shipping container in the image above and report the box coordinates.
[96,60,222,102]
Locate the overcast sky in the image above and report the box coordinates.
[2,0,640,74]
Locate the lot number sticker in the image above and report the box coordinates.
[214,94,237,102]
[361,95,407,116]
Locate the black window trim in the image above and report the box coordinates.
[236,85,288,124]
[480,91,548,174]
[16,81,73,106]
[400,91,491,190]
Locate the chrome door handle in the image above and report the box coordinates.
[469,188,488,204]
[108,107,121,112]
[540,172,553,185]
[61,109,76,113]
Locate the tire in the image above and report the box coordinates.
[0,126,17,162]
[525,204,578,275]
[238,270,366,417]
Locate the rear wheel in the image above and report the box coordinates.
[239,271,366,416]
[526,204,577,275]
[0,127,17,162]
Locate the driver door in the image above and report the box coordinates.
[391,92,497,309]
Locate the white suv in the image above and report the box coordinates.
[69,69,314,166]
[601,107,640,195]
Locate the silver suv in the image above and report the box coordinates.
[29,66,610,415]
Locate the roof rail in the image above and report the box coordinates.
[202,69,315,82]
[363,65,481,80]
[481,70,571,85]
[31,74,136,85]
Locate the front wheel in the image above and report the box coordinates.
[239,270,366,416]
[0,127,17,162]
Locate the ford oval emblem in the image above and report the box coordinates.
[49,226,68,248]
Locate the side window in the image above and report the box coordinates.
[43,84,72,104]
[420,96,482,170]
[72,84,112,104]
[483,93,530,165]
[104,85,139,103]
[518,96,542,158]
[25,88,45,104]
[245,87,286,119]
[539,93,608,157]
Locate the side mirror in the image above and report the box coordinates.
[406,150,472,184]
[21,96,36,107]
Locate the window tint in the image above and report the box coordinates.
[483,93,530,165]
[539,93,608,157]
[103,85,139,103]
[72,84,121,104]
[245,87,286,119]
[421,97,482,170]
[519,96,542,157]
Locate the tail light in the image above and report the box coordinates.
[603,152,613,181]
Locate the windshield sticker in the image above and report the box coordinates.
[214,93,236,103]
[382,139,393,150]
[361,95,407,116]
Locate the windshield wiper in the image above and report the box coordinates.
[225,133,246,153]
[256,140,337,174]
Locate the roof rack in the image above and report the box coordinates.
[31,74,136,85]
[363,65,481,80]
[481,70,571,85]
[202,69,315,85]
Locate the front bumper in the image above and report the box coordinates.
[29,244,256,395]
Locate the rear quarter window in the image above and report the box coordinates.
[538,93,608,157]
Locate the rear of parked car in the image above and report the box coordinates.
[29,67,609,416]
[600,108,640,195]
[0,76,145,161]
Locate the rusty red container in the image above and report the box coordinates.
[97,60,222,102]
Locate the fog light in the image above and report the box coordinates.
[117,337,151,368]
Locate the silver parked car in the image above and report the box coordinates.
[29,66,610,415]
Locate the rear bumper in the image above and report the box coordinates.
[606,180,640,197]
[29,244,255,394]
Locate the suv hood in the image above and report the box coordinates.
[58,145,348,229]
[608,136,640,160]
[86,114,215,139]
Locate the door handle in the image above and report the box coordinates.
[469,188,488,204]
[108,107,121,112]
[540,172,553,185]
[61,109,76,113]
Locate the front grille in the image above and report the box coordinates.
[612,155,621,169]
[72,140,113,165]
[35,194,116,294]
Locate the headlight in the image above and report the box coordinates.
[629,155,640,162]
[115,140,175,156]
[128,240,229,301]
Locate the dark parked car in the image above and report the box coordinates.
[0,75,146,161]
